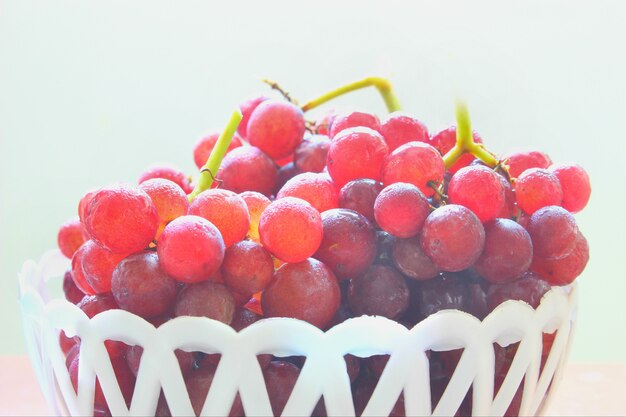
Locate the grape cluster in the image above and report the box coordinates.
[56,81,590,417]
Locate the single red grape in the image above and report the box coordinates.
[382,141,445,197]
[416,272,469,317]
[313,208,377,280]
[276,172,339,213]
[338,179,383,223]
[515,168,563,214]
[259,197,323,263]
[531,232,589,286]
[326,127,389,188]
[71,244,96,295]
[504,150,552,179]
[420,205,485,272]
[84,184,159,254]
[174,281,235,324]
[57,217,88,259]
[139,178,189,240]
[374,182,431,238]
[247,100,305,160]
[391,236,439,280]
[430,126,483,174]
[222,240,274,294]
[239,191,271,242]
[63,268,86,304]
[527,205,579,259]
[78,189,98,224]
[329,111,381,138]
[474,219,533,284]
[550,163,591,213]
[193,132,243,169]
[81,240,128,294]
[487,271,551,311]
[263,361,301,417]
[238,95,268,139]
[348,264,410,319]
[217,146,278,197]
[138,165,193,194]
[157,215,225,283]
[294,135,331,173]
[448,165,505,223]
[380,111,429,151]
[262,258,340,329]
[188,189,250,248]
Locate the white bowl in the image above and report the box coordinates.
[18,250,578,417]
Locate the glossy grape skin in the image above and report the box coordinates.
[474,219,533,284]
[338,179,383,223]
[174,281,235,324]
[380,112,429,152]
[420,205,486,272]
[238,95,268,139]
[193,132,243,169]
[222,240,274,294]
[239,191,271,242]
[415,272,469,317]
[374,230,396,266]
[63,269,86,304]
[313,209,377,280]
[247,100,306,160]
[374,182,431,238]
[391,236,439,280]
[515,168,563,214]
[111,251,178,318]
[262,259,340,329]
[448,166,505,223]
[78,189,97,224]
[497,174,517,219]
[348,264,410,320]
[77,295,127,358]
[139,178,189,240]
[487,271,551,312]
[550,163,591,213]
[57,217,88,258]
[276,172,339,213]
[430,127,483,174]
[531,232,589,286]
[71,244,96,295]
[138,165,193,194]
[81,240,129,294]
[259,197,323,263]
[504,150,552,179]
[218,146,278,197]
[329,111,381,138]
[157,215,225,284]
[527,205,579,260]
[326,127,389,188]
[262,361,301,417]
[188,189,250,248]
[294,135,331,173]
[382,141,445,197]
[85,184,159,254]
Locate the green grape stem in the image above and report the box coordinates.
[188,109,243,202]
[301,77,402,113]
[443,101,499,169]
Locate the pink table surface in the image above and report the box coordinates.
[1,355,624,416]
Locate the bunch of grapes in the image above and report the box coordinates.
[56,77,590,417]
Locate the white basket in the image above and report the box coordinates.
[18,250,578,417]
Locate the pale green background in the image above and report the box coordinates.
[1,1,625,362]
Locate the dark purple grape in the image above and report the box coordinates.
[348,265,409,320]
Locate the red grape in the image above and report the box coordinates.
[348,264,409,319]
[188,189,250,248]
[474,219,533,284]
[487,271,551,311]
[239,191,270,242]
[78,189,97,224]
[262,258,340,329]
[139,178,189,240]
[313,208,377,280]
[57,217,88,258]
[382,141,445,197]
[222,240,274,294]
[259,197,323,263]
[274,162,301,195]
[238,95,268,139]
[329,111,381,138]
[82,240,128,294]
[294,135,331,173]
[326,127,389,188]
[85,184,159,254]
[420,205,485,272]
[497,174,517,219]
[175,281,235,324]
[391,236,439,280]
[374,182,430,238]
[157,215,225,283]
[71,244,96,295]
[184,365,244,417]
[448,166,505,223]
[63,268,86,304]
[527,205,579,259]
[229,308,272,369]
[263,361,301,417]
[217,146,278,197]
[276,172,339,213]
[531,232,589,286]
[138,165,193,194]
[550,163,591,213]
[338,179,383,223]
[430,126,483,174]
[59,331,79,356]
[77,294,127,358]
[380,112,429,151]
[126,343,194,378]
[247,100,305,160]
[515,168,563,214]
[504,150,552,179]
[416,272,469,317]
[193,132,243,169]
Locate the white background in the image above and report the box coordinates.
[1,1,625,362]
